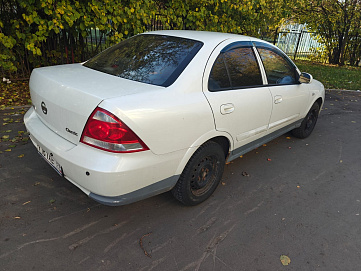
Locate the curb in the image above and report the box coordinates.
[326,89,361,92]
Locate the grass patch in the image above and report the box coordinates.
[295,60,361,90]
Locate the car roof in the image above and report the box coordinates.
[142,30,258,44]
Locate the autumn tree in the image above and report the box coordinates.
[0,0,155,76]
[155,0,291,36]
[1,0,295,76]
[295,0,361,65]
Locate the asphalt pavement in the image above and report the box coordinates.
[1,89,361,271]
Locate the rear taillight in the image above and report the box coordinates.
[81,107,149,153]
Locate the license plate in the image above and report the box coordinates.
[36,144,64,176]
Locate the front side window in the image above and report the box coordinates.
[255,44,298,85]
[84,34,203,87]
[209,46,263,91]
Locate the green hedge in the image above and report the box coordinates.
[0,0,291,77]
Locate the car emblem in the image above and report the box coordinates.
[41,102,47,115]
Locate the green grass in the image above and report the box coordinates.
[295,60,361,90]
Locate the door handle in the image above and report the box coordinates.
[274,95,283,104]
[220,103,234,115]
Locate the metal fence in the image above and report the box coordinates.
[273,25,324,60]
[3,20,324,79]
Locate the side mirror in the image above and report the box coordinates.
[299,72,313,84]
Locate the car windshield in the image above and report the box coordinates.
[84,34,203,87]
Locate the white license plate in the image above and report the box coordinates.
[36,144,63,176]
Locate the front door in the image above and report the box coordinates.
[254,42,310,131]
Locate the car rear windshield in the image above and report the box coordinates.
[84,34,203,87]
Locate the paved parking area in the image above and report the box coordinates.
[1,90,361,271]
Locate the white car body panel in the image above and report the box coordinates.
[24,30,325,206]
[267,84,310,131]
[202,38,273,149]
[25,106,185,198]
[30,64,163,144]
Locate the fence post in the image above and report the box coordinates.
[273,28,279,45]
[294,30,304,60]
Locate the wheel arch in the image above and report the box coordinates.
[302,96,323,118]
[315,97,323,109]
[208,136,230,159]
[174,132,232,176]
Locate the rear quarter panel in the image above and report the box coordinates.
[99,43,224,155]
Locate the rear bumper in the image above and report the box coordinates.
[24,107,183,205]
[88,176,179,206]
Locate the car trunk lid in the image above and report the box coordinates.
[29,63,157,144]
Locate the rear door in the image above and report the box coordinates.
[202,40,273,151]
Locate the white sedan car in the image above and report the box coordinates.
[24,30,325,206]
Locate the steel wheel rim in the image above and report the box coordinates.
[190,155,220,196]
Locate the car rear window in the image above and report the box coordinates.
[84,34,203,87]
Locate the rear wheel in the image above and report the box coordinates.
[292,102,320,139]
[172,141,225,206]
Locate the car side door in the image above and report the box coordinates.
[203,40,273,153]
[254,42,311,132]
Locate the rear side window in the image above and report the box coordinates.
[255,42,298,85]
[84,34,203,87]
[209,46,263,91]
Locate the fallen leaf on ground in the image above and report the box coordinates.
[22,201,31,205]
[286,137,291,139]
[14,216,21,219]
[242,172,250,177]
[18,154,24,158]
[49,199,56,204]
[267,158,272,161]
[139,232,153,258]
[280,255,291,266]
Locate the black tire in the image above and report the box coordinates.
[172,141,226,206]
[292,102,320,139]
